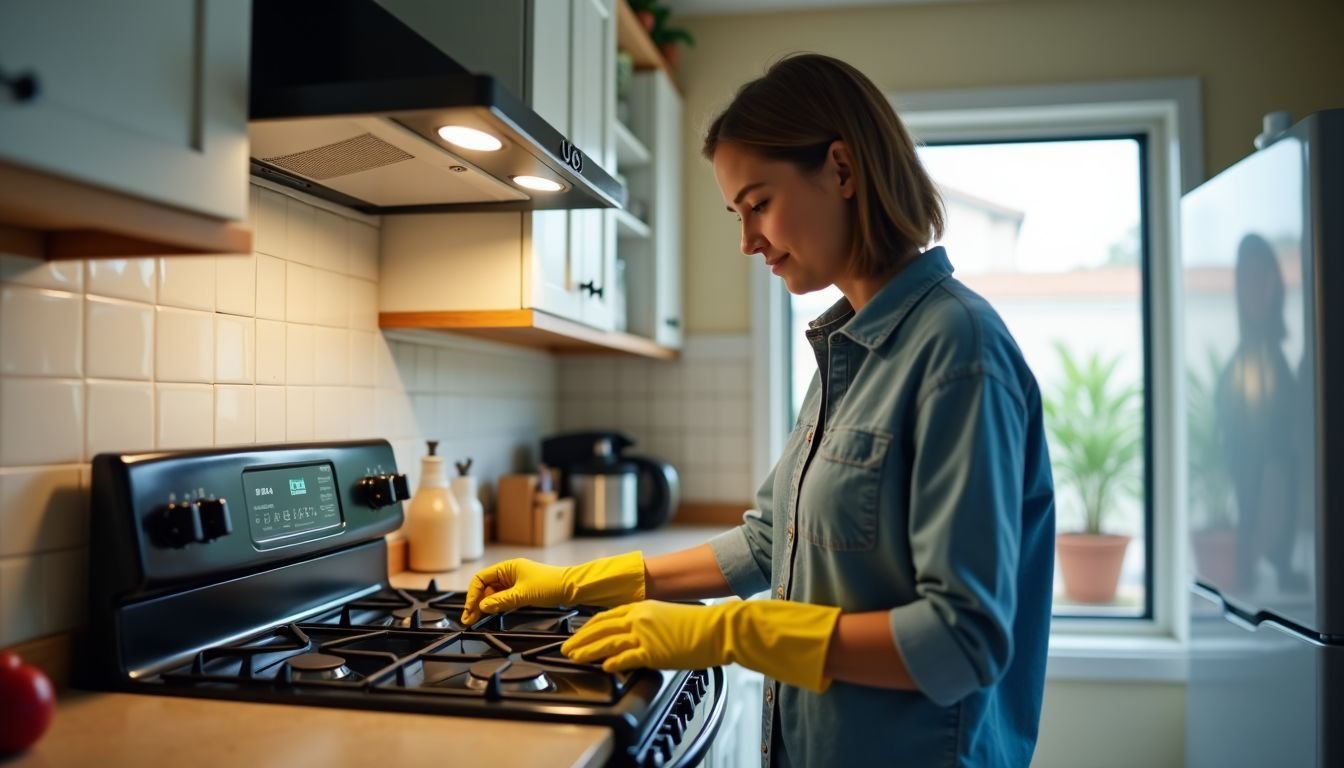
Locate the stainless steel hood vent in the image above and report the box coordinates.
[248,0,625,214]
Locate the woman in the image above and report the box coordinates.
[461,53,1055,767]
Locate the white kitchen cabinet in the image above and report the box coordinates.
[0,0,249,223]
[619,69,684,349]
[379,0,623,336]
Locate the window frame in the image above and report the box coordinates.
[749,77,1202,677]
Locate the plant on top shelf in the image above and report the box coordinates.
[649,5,695,68]
[1043,341,1143,603]
[627,0,658,32]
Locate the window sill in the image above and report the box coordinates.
[1046,634,1187,683]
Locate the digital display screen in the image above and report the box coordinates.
[243,462,342,544]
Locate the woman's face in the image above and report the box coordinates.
[713,141,855,295]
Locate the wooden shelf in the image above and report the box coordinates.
[614,120,651,169]
[615,208,651,239]
[616,1,680,93]
[0,159,251,259]
[379,309,679,360]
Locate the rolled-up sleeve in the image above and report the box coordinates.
[709,460,777,598]
[890,367,1026,706]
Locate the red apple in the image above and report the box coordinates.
[0,651,55,754]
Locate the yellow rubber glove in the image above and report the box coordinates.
[560,599,842,693]
[460,551,646,625]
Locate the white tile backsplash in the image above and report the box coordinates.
[285,323,314,385]
[285,386,314,440]
[0,377,82,465]
[86,380,154,457]
[0,285,82,376]
[155,307,214,382]
[214,314,255,384]
[558,335,753,504]
[158,256,216,311]
[86,258,155,303]
[215,385,256,446]
[85,296,153,380]
[285,262,316,324]
[0,466,83,557]
[156,383,213,449]
[0,183,561,648]
[254,384,286,443]
[312,327,349,385]
[216,254,256,317]
[1,255,82,291]
[254,252,286,320]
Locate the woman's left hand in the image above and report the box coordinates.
[561,600,730,673]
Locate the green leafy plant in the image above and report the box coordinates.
[1043,342,1143,535]
[649,5,695,48]
[1186,347,1235,529]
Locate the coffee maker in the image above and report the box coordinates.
[541,431,679,534]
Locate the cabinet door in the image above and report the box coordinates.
[625,70,683,348]
[570,0,617,331]
[0,0,249,221]
[526,0,580,321]
[652,71,684,347]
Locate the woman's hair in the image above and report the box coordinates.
[702,53,944,276]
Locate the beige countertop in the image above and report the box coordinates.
[9,691,612,768]
[10,524,734,768]
[389,524,736,591]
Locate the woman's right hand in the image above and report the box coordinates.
[460,551,646,625]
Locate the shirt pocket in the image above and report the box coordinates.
[799,426,891,551]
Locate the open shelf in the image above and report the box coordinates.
[614,120,651,169]
[615,1,680,93]
[614,208,651,239]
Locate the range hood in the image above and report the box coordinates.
[248,0,624,214]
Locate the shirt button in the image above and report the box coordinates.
[775,585,785,598]
[786,523,794,541]
[805,430,813,443]
[765,687,774,704]
[762,744,769,756]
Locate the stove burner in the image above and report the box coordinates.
[391,608,451,629]
[287,652,352,681]
[466,659,550,693]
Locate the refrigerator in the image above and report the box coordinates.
[1182,109,1344,767]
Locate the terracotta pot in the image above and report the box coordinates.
[659,42,680,69]
[637,9,655,32]
[1191,528,1238,590]
[1056,533,1131,603]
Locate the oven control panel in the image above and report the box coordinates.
[91,440,405,592]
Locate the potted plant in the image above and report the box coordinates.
[1186,347,1238,588]
[649,5,694,68]
[1044,342,1143,603]
[627,0,657,33]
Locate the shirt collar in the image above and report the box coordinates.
[812,246,954,350]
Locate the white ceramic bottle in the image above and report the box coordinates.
[452,458,485,561]
[406,440,461,572]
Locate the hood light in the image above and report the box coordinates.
[437,126,503,151]
[512,175,564,192]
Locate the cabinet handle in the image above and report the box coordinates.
[664,318,681,329]
[579,281,604,299]
[0,66,40,103]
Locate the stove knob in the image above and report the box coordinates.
[195,498,233,541]
[358,472,410,509]
[147,501,204,548]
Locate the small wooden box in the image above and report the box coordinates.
[496,474,575,547]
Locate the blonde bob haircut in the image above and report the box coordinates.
[703,53,944,277]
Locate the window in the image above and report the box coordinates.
[761,79,1201,637]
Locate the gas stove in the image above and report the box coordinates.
[79,440,723,768]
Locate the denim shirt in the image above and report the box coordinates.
[709,247,1056,767]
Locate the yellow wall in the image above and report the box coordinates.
[676,0,1344,332]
